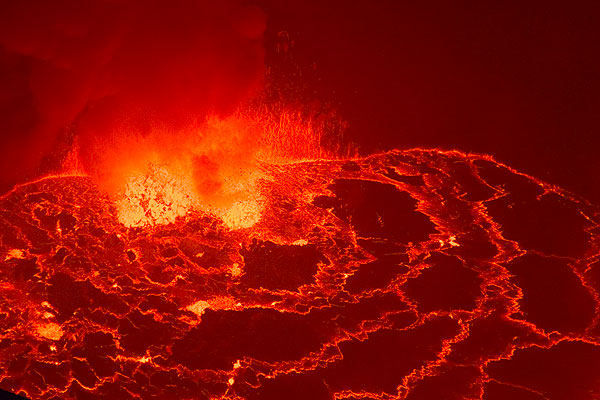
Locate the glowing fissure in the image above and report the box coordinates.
[2,149,599,400]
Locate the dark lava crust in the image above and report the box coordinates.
[1,149,599,400]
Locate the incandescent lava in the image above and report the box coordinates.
[1,149,600,400]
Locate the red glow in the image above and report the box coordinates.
[79,104,346,229]
[1,1,599,400]
[1,149,600,400]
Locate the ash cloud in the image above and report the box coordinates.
[0,0,266,193]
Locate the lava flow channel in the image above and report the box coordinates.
[1,149,600,400]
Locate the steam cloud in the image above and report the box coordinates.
[0,0,266,193]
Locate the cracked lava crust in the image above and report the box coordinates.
[1,149,600,400]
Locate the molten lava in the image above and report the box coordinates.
[97,105,346,231]
[116,164,196,228]
[1,149,599,400]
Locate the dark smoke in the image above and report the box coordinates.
[0,0,266,193]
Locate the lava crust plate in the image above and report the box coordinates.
[1,149,600,400]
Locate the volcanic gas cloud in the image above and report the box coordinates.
[0,0,326,228]
[2,2,600,400]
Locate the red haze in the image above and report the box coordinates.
[0,0,266,193]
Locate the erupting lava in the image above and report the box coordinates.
[1,1,598,399]
[93,107,337,231]
[116,164,197,228]
[115,161,263,231]
[1,148,600,400]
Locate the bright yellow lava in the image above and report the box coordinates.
[116,164,195,228]
[216,197,263,230]
[36,322,63,341]
[116,163,264,230]
[4,249,24,261]
[185,296,239,317]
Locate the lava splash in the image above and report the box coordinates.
[1,149,599,400]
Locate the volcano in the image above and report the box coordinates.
[1,149,599,400]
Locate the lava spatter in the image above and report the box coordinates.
[1,149,599,400]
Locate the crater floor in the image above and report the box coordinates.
[1,149,599,400]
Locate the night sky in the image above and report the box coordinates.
[1,1,599,202]
[261,0,600,203]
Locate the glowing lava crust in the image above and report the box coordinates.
[1,149,600,400]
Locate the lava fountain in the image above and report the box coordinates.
[95,106,342,231]
[1,1,600,400]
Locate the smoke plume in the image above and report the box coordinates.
[0,0,266,194]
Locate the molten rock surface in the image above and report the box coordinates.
[1,149,600,400]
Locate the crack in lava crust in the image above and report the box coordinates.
[1,149,600,400]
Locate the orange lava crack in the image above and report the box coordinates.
[0,149,599,400]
